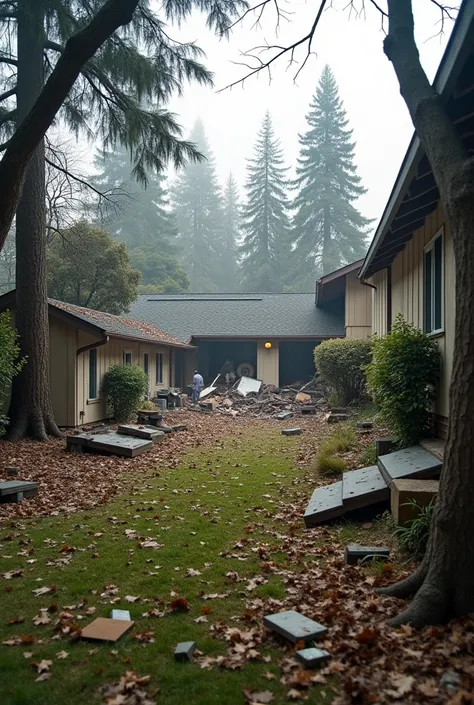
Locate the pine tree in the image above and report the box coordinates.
[222,173,241,292]
[292,65,372,283]
[0,0,244,440]
[171,120,226,292]
[240,112,291,293]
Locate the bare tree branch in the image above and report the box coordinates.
[0,86,15,102]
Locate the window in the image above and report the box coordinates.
[423,230,444,334]
[89,348,98,400]
[156,352,163,384]
[143,353,149,377]
[124,351,132,365]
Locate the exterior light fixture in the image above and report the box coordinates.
[264,341,272,349]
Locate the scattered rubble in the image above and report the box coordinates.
[196,378,328,418]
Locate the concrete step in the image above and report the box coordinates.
[303,481,343,527]
[342,465,389,510]
[377,445,442,485]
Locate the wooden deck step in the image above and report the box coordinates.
[303,481,343,527]
[377,446,442,485]
[67,432,153,458]
[342,465,389,510]
[0,481,39,503]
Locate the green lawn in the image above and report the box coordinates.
[0,423,394,705]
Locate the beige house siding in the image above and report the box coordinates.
[257,340,279,386]
[345,270,372,339]
[369,202,454,419]
[76,333,171,425]
[49,316,76,427]
[370,269,388,337]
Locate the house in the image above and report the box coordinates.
[0,291,194,427]
[358,0,474,438]
[129,278,371,388]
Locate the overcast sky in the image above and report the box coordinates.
[165,0,455,223]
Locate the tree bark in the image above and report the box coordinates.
[376,0,474,626]
[0,0,140,250]
[6,0,60,441]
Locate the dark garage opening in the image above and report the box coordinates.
[279,340,321,387]
[196,340,258,383]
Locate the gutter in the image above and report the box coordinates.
[76,335,109,357]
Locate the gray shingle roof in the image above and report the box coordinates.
[128,293,344,342]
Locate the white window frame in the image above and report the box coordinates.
[156,351,164,385]
[423,227,444,336]
[124,350,133,365]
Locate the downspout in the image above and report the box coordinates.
[76,335,109,424]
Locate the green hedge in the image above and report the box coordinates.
[102,364,148,422]
[365,315,440,446]
[314,338,372,405]
[0,312,24,436]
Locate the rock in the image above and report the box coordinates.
[5,467,19,477]
[174,641,196,662]
[327,413,349,423]
[439,672,461,694]
[276,411,293,420]
[344,544,390,565]
[263,610,327,643]
[296,647,331,668]
[282,428,302,436]
[295,392,312,403]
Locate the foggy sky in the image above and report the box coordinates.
[166,0,454,223]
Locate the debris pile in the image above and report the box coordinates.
[200,378,329,418]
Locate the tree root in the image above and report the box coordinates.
[376,560,428,599]
[7,411,64,442]
[387,582,450,628]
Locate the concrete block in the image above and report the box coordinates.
[390,478,439,526]
[282,428,302,436]
[301,406,316,415]
[263,610,327,643]
[296,647,331,668]
[344,544,390,565]
[327,414,349,424]
[110,609,131,621]
[174,641,196,662]
[276,411,293,420]
[304,482,344,527]
[5,467,19,477]
[330,407,348,414]
[378,446,442,484]
[375,438,395,458]
[357,421,373,429]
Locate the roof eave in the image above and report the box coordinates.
[107,333,194,350]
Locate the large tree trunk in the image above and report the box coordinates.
[376,0,474,626]
[7,0,61,441]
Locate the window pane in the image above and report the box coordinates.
[434,236,442,330]
[124,352,132,365]
[89,349,97,399]
[424,249,432,333]
[144,354,149,376]
[156,353,163,384]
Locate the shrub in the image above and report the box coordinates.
[314,338,372,405]
[140,400,157,410]
[314,451,347,477]
[365,315,440,446]
[393,500,434,558]
[329,425,357,452]
[0,312,24,436]
[102,364,148,422]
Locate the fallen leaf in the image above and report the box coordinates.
[56,651,69,660]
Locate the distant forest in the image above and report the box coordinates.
[0,65,372,301]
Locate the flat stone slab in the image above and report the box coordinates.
[301,406,316,415]
[0,481,38,503]
[117,425,164,443]
[282,428,302,436]
[342,466,389,510]
[276,411,293,420]
[170,424,187,432]
[378,446,442,485]
[296,647,331,668]
[110,609,131,621]
[67,432,153,458]
[174,641,196,662]
[304,482,343,527]
[263,610,327,643]
[357,421,373,429]
[344,544,390,565]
